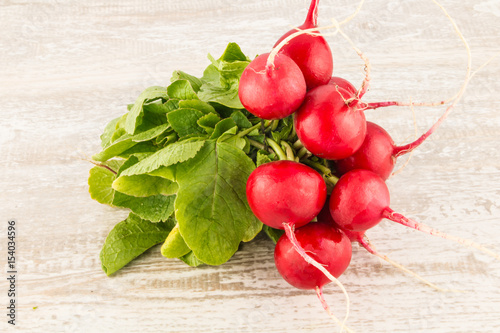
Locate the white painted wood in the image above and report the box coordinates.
[1,0,499,332]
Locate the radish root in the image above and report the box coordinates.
[366,0,472,110]
[358,235,462,293]
[283,222,350,332]
[383,208,500,261]
[330,18,371,101]
[316,286,356,333]
[384,0,472,159]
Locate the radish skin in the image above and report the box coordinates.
[276,223,352,290]
[238,53,306,120]
[246,160,326,229]
[294,84,367,160]
[274,0,333,89]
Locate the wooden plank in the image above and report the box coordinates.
[1,0,499,332]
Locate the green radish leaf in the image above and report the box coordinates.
[220,135,245,151]
[198,43,250,109]
[171,71,203,92]
[217,42,249,62]
[93,139,137,162]
[175,140,260,265]
[155,131,177,147]
[112,114,129,141]
[93,123,170,162]
[120,140,206,177]
[197,113,221,135]
[179,251,204,267]
[179,100,217,115]
[112,175,178,197]
[100,213,175,276]
[167,108,205,137]
[147,165,176,181]
[270,116,294,144]
[132,123,170,141]
[167,80,199,100]
[263,225,285,244]
[198,82,243,109]
[242,214,263,242]
[242,137,251,154]
[125,86,169,134]
[218,131,246,151]
[143,100,174,115]
[209,118,237,139]
[118,142,158,160]
[88,157,177,222]
[117,155,140,175]
[164,99,180,112]
[88,160,124,206]
[161,224,190,258]
[249,134,266,145]
[256,151,273,167]
[178,133,208,141]
[111,128,127,144]
[112,192,175,223]
[100,116,121,148]
[216,60,250,80]
[138,111,167,130]
[199,65,219,88]
[230,111,252,129]
[209,103,240,119]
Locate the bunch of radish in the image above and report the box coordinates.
[239,0,498,330]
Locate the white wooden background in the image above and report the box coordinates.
[1,0,499,332]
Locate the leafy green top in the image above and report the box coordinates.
[88,42,316,275]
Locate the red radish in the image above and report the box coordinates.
[330,170,390,233]
[276,222,353,330]
[247,160,352,330]
[329,169,500,260]
[294,84,367,160]
[280,222,353,332]
[317,196,361,242]
[334,122,396,180]
[274,0,333,89]
[246,160,326,230]
[275,222,352,290]
[238,52,306,120]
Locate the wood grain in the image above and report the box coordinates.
[1,0,499,332]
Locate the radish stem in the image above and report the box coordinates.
[266,0,366,69]
[281,141,296,161]
[266,138,288,161]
